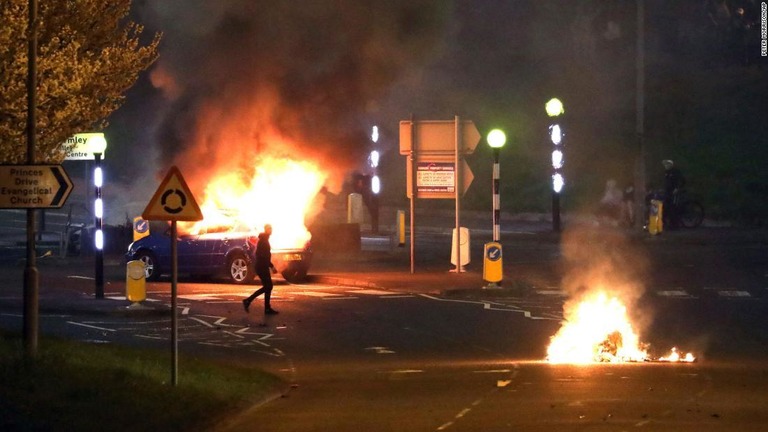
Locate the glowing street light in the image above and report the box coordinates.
[546,98,564,232]
[89,134,107,299]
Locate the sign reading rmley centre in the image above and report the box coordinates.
[61,132,107,160]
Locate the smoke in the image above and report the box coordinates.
[139,0,449,194]
[559,226,652,331]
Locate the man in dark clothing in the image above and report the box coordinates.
[243,224,279,315]
[662,160,685,229]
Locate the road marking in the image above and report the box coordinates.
[537,290,566,296]
[293,291,344,297]
[719,290,751,297]
[67,321,115,332]
[657,290,695,298]
[349,289,396,296]
[366,346,395,354]
[419,294,560,321]
[189,317,215,327]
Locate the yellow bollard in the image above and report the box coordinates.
[126,260,146,304]
[648,199,663,235]
[482,242,503,288]
[396,210,406,247]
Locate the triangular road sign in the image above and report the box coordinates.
[142,166,203,221]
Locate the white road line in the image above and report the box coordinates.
[419,294,560,321]
[719,290,751,297]
[67,321,116,332]
[349,289,395,296]
[657,290,694,298]
[189,317,215,327]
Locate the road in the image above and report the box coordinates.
[1,218,768,431]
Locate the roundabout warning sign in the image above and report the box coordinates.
[142,166,203,221]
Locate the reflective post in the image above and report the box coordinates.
[546,98,565,232]
[94,153,104,298]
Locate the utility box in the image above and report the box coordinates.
[126,260,146,303]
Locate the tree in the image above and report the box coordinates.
[0,0,160,163]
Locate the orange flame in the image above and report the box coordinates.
[179,156,327,249]
[546,291,696,364]
[547,291,648,364]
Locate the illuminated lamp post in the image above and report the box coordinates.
[482,129,506,289]
[486,129,506,242]
[368,126,381,233]
[90,135,107,299]
[546,98,565,232]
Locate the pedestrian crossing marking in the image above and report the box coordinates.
[718,290,751,297]
[350,289,397,296]
[657,290,692,298]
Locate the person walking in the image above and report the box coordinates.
[243,224,279,315]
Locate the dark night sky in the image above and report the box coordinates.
[101,0,767,222]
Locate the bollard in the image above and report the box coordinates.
[396,210,406,247]
[126,260,147,306]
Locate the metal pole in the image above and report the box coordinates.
[454,116,462,273]
[493,148,500,242]
[635,0,647,229]
[94,153,104,299]
[552,192,561,232]
[23,0,39,358]
[171,220,178,386]
[409,114,416,274]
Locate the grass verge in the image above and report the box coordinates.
[0,331,284,431]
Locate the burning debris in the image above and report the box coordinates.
[546,291,695,364]
[546,227,695,364]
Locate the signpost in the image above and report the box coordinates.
[0,165,73,208]
[142,166,203,386]
[399,117,480,273]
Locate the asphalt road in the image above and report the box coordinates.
[1,219,768,431]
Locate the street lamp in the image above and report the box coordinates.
[89,134,107,299]
[546,98,564,232]
[487,129,506,242]
[483,129,506,288]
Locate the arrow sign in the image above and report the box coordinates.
[399,120,481,155]
[0,165,74,209]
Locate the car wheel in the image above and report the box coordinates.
[228,253,253,284]
[136,251,160,281]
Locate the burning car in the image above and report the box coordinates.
[125,222,312,284]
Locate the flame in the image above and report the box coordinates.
[546,291,696,364]
[178,156,327,249]
[658,347,696,363]
[547,291,648,364]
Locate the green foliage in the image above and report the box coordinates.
[0,332,283,431]
[0,0,160,163]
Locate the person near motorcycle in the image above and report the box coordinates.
[662,159,685,229]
